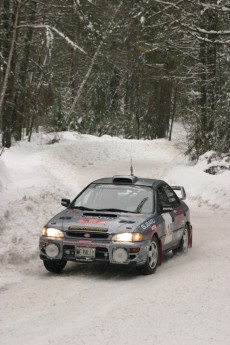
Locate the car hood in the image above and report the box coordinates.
[46,208,152,234]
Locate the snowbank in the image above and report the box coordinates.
[0,157,11,191]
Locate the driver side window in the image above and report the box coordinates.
[157,186,170,213]
[162,185,180,208]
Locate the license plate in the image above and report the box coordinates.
[75,246,96,259]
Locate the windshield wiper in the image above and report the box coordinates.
[96,208,135,214]
[135,197,148,213]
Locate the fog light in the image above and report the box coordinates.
[46,243,59,258]
[112,248,128,263]
[130,247,140,253]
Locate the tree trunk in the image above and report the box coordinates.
[169,83,178,141]
[13,1,37,141]
[0,0,21,148]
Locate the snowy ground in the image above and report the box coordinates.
[0,123,230,345]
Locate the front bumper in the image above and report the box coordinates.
[39,236,149,266]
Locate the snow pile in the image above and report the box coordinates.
[199,150,230,175]
[0,158,11,191]
[167,162,230,212]
[0,191,64,265]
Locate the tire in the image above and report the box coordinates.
[173,226,189,255]
[43,259,67,273]
[138,236,159,275]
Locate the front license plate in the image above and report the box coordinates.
[75,246,96,259]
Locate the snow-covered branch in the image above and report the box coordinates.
[200,2,230,12]
[153,0,180,9]
[17,24,86,54]
[0,52,8,67]
[191,33,230,44]
[180,22,230,44]
[189,25,230,36]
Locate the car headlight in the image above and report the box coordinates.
[42,227,64,238]
[112,233,143,242]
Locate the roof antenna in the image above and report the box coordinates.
[130,140,134,176]
[130,157,134,176]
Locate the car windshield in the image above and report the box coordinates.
[72,184,154,214]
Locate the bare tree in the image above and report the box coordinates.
[0,0,21,148]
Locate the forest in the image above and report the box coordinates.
[0,0,230,159]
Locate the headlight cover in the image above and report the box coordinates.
[112,232,143,242]
[42,227,64,238]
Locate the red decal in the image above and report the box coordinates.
[78,218,107,225]
[176,208,184,226]
[151,224,157,233]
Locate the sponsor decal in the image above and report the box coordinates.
[162,213,173,244]
[141,218,156,230]
[68,226,108,232]
[78,218,108,225]
[82,215,114,220]
[84,233,91,238]
[163,207,173,211]
[71,210,80,214]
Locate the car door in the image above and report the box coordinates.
[162,184,185,246]
[157,184,185,250]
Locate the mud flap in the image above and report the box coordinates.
[188,225,193,248]
[158,238,163,266]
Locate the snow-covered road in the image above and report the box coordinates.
[1,125,230,345]
[1,206,230,345]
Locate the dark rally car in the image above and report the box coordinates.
[39,175,192,275]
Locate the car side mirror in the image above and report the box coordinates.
[61,198,70,207]
[160,204,173,213]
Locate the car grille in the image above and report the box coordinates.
[66,231,109,239]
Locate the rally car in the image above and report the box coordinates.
[39,175,192,275]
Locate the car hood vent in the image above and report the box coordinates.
[119,220,136,224]
[112,175,138,184]
[83,212,117,218]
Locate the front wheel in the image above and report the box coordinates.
[43,259,67,273]
[138,236,159,275]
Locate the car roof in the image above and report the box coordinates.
[91,175,165,188]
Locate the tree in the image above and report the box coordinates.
[0,0,21,148]
[0,0,229,157]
